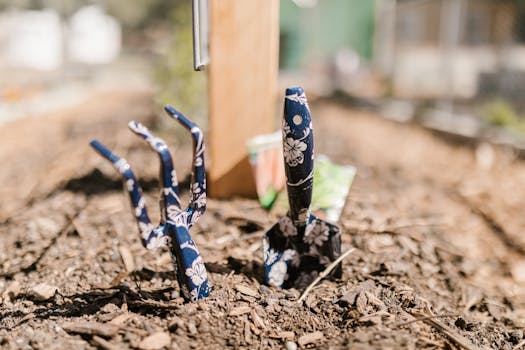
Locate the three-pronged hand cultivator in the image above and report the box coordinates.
[90,105,210,302]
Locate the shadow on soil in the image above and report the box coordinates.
[63,168,160,195]
[1,259,265,330]
[63,168,195,197]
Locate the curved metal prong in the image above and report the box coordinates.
[164,105,198,130]
[89,140,168,250]
[164,106,206,225]
[128,121,181,217]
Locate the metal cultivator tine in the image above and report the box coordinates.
[127,121,181,221]
[89,140,167,249]
[164,105,206,224]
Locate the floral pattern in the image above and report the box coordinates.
[278,216,297,237]
[282,119,291,136]
[185,256,207,286]
[263,239,296,287]
[263,238,278,265]
[268,260,288,287]
[265,214,341,289]
[138,221,155,242]
[135,197,146,217]
[89,105,210,302]
[264,87,342,289]
[193,193,206,211]
[285,90,310,110]
[284,137,307,167]
[166,204,183,222]
[171,170,178,187]
[115,159,129,174]
[303,219,330,246]
[146,233,169,250]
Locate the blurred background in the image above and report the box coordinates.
[0,0,202,123]
[2,0,525,149]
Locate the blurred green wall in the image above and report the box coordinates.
[280,0,375,69]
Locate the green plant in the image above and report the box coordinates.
[482,99,525,135]
[483,99,519,127]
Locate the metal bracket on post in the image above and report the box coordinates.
[192,0,210,71]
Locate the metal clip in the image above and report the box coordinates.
[192,0,209,71]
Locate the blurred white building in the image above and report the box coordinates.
[68,5,121,65]
[2,5,121,71]
[6,9,63,70]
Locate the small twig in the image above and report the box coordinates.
[358,310,391,322]
[297,248,355,303]
[5,313,35,331]
[410,310,481,350]
[395,313,459,328]
[127,299,182,309]
[343,220,446,234]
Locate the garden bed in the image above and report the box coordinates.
[1,90,525,349]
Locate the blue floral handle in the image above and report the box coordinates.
[90,105,210,302]
[283,86,314,226]
[264,87,342,289]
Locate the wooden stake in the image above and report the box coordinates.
[208,0,280,198]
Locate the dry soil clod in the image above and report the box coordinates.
[235,284,258,298]
[30,283,57,301]
[138,332,171,350]
[62,321,120,338]
[298,331,324,347]
[92,335,120,350]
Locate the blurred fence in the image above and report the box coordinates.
[370,0,525,150]
[374,0,525,106]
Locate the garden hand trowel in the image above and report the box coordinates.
[263,87,342,290]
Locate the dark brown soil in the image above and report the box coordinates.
[1,90,525,349]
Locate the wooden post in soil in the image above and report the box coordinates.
[208,0,280,198]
